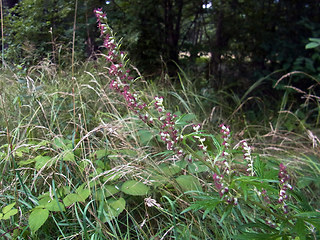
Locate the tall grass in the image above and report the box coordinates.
[0,10,319,240]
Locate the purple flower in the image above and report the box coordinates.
[278,163,293,213]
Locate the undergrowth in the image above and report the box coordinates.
[0,8,319,240]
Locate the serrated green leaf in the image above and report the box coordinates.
[175,175,202,192]
[29,208,49,233]
[121,180,149,196]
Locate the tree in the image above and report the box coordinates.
[3,0,19,8]
[4,0,105,66]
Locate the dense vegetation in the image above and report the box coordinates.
[0,1,319,239]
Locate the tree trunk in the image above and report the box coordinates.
[163,0,183,77]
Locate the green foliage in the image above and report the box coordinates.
[28,207,49,233]
[0,202,18,220]
[306,38,320,49]
[120,180,150,196]
[3,0,104,66]
[0,5,320,240]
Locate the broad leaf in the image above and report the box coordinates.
[175,175,202,192]
[29,208,49,233]
[63,193,80,206]
[2,209,18,220]
[158,163,181,176]
[107,198,126,218]
[102,197,126,221]
[104,185,120,197]
[2,202,16,214]
[188,162,208,173]
[121,180,149,196]
[35,156,52,170]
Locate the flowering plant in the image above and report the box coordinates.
[94,8,319,239]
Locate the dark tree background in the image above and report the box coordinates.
[2,0,320,87]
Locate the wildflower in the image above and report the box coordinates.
[219,124,231,157]
[240,140,254,176]
[278,163,293,214]
[145,197,162,209]
[193,124,201,132]
[213,173,228,198]
[95,9,184,156]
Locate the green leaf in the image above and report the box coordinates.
[137,129,154,144]
[106,197,126,218]
[104,185,120,197]
[29,208,49,233]
[294,218,307,240]
[240,182,248,201]
[175,160,188,169]
[234,232,281,240]
[297,177,314,188]
[295,211,320,218]
[53,137,69,150]
[18,158,36,166]
[91,149,108,160]
[175,175,202,192]
[121,180,150,196]
[2,209,18,220]
[2,202,16,214]
[149,173,168,188]
[63,193,80,206]
[103,171,122,182]
[76,186,90,202]
[102,198,126,221]
[219,204,233,224]
[39,196,65,212]
[158,163,181,176]
[306,42,319,49]
[35,155,52,170]
[63,150,75,161]
[188,162,208,173]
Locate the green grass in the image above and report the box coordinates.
[0,16,320,239]
[0,60,319,239]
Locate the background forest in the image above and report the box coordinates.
[0,0,319,239]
